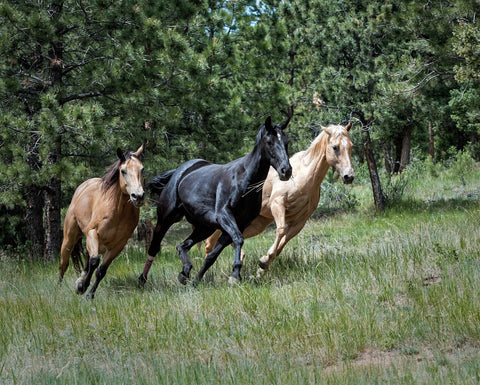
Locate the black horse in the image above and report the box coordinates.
[139,116,292,286]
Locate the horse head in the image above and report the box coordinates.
[262,116,292,181]
[323,122,355,184]
[117,144,145,207]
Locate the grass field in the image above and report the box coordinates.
[1,158,480,384]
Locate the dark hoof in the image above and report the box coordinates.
[138,273,147,288]
[258,260,268,270]
[86,292,95,300]
[76,282,87,295]
[178,272,189,285]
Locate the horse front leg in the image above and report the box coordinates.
[85,249,119,299]
[257,200,287,276]
[215,213,244,284]
[194,232,231,284]
[258,219,307,277]
[76,229,99,294]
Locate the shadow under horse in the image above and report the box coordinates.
[138,116,292,286]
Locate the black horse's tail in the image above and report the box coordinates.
[147,169,176,195]
[71,239,87,274]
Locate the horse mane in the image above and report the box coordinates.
[101,151,136,194]
[303,124,347,165]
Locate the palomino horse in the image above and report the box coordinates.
[205,122,354,276]
[59,145,145,299]
[138,116,292,286]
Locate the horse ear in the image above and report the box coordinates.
[345,122,353,132]
[279,116,291,131]
[265,116,272,130]
[117,148,126,162]
[133,144,144,158]
[322,126,333,135]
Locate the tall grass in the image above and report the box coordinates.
[1,158,480,384]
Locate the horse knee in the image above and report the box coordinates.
[89,256,100,269]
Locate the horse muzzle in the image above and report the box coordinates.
[342,173,355,184]
[278,165,293,181]
[130,192,145,207]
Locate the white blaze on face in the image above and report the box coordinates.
[341,138,353,170]
[121,158,145,206]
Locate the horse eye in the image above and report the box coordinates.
[121,169,127,176]
[332,145,339,152]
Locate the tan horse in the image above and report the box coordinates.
[59,145,145,299]
[205,122,354,277]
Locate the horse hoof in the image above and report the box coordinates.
[256,267,266,279]
[138,273,147,288]
[178,272,188,285]
[86,292,95,300]
[75,279,86,295]
[258,258,269,270]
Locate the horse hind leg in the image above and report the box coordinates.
[59,218,82,283]
[177,227,215,285]
[75,229,100,295]
[138,210,182,287]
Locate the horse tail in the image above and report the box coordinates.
[147,169,176,195]
[71,238,87,274]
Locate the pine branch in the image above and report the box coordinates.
[58,90,113,104]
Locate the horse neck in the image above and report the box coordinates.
[301,132,331,186]
[106,183,133,214]
[243,144,271,185]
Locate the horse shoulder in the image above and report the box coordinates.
[97,205,140,250]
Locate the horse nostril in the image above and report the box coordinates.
[132,193,145,201]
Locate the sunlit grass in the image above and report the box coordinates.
[1,161,480,384]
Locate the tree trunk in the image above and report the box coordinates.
[43,3,65,261]
[364,129,385,212]
[44,137,62,261]
[44,177,62,261]
[25,185,45,260]
[399,125,412,173]
[428,123,435,159]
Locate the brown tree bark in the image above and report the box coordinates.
[364,128,386,212]
[43,3,65,260]
[44,138,62,261]
[399,125,412,173]
[25,184,45,260]
[429,122,435,159]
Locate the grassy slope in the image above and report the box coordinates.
[1,162,479,384]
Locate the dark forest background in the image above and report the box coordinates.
[1,0,479,260]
